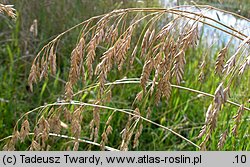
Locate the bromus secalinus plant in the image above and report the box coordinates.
[1,4,250,151]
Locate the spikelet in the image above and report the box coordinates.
[146,107,152,119]
[48,115,61,134]
[105,89,112,103]
[148,28,155,47]
[132,90,143,106]
[198,60,205,82]
[232,105,244,136]
[111,26,119,45]
[12,130,20,145]
[209,83,224,131]
[86,15,111,79]
[91,101,100,143]
[71,107,83,139]
[30,140,41,151]
[222,86,230,103]
[199,133,210,151]
[141,28,151,57]
[73,141,79,151]
[48,45,57,75]
[100,113,113,151]
[217,129,228,150]
[198,125,207,138]
[41,118,50,148]
[86,42,96,79]
[120,115,132,151]
[133,123,143,148]
[180,24,199,49]
[238,55,250,75]
[130,45,138,65]
[65,81,73,100]
[223,54,236,74]
[215,46,227,75]
[70,36,85,85]
[64,107,72,123]
[205,104,213,124]
[40,56,48,81]
[20,119,30,142]
[69,48,81,85]
[171,50,186,85]
[214,83,225,108]
[140,58,153,92]
[89,119,95,141]
[155,75,163,105]
[30,19,38,37]
[104,24,114,43]
[150,64,160,95]
[28,63,38,92]
[161,71,172,101]
[103,25,132,72]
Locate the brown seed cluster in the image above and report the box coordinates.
[0,3,16,19]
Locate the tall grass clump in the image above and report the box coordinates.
[2,5,250,151]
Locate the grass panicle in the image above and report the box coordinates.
[2,5,250,151]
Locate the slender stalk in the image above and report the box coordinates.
[74,79,250,111]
